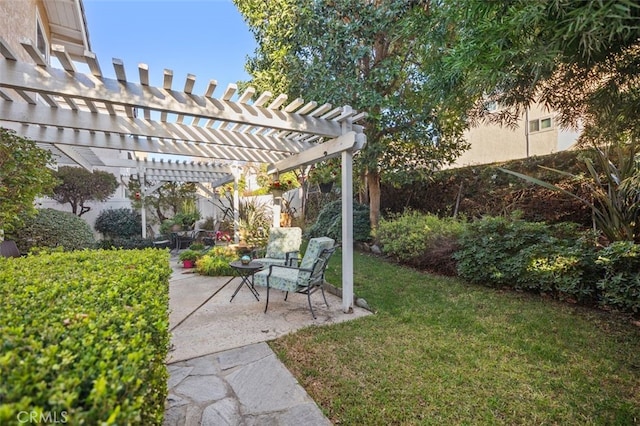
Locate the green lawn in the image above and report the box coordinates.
[269,250,640,425]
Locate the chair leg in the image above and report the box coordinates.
[320,284,329,307]
[264,284,270,313]
[307,289,316,320]
[284,291,289,301]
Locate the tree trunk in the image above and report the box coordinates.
[367,170,381,231]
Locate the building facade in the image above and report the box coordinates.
[452,103,581,167]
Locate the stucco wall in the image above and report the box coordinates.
[0,0,47,63]
[452,103,577,167]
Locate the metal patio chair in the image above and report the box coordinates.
[253,236,336,319]
[252,227,302,268]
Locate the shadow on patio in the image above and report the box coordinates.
[164,255,372,424]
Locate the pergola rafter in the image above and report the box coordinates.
[0,37,366,314]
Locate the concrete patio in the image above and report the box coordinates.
[165,256,372,425]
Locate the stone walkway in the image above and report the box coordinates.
[165,343,330,425]
[164,258,372,425]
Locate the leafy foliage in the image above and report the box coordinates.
[377,211,465,275]
[0,249,171,424]
[95,208,142,239]
[235,0,469,228]
[380,149,594,226]
[95,237,156,250]
[196,246,239,276]
[429,0,640,141]
[128,179,199,225]
[9,208,95,253]
[455,215,601,302]
[51,166,118,216]
[305,199,371,243]
[0,128,57,233]
[596,241,640,312]
[501,139,640,242]
[239,197,271,246]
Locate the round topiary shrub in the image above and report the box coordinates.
[11,208,95,252]
[95,208,142,239]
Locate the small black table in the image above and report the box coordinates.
[229,260,263,302]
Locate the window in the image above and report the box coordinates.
[35,12,48,61]
[529,117,553,133]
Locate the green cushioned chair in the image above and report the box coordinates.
[253,236,336,319]
[252,227,302,268]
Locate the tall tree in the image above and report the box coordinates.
[428,0,640,141]
[51,166,118,216]
[0,128,57,238]
[234,0,468,229]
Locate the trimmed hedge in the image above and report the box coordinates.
[9,208,95,253]
[0,249,171,425]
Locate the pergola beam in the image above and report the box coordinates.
[0,102,313,155]
[0,58,344,137]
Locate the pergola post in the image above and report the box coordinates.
[139,167,147,239]
[341,149,355,313]
[232,165,241,244]
[340,110,355,314]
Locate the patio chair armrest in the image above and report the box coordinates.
[285,251,300,266]
[266,263,312,278]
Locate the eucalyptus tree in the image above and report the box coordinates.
[234,0,468,229]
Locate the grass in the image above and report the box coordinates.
[269,249,640,425]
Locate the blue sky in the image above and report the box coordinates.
[82,0,257,96]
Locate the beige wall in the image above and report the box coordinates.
[452,102,574,167]
[0,0,48,63]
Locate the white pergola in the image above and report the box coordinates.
[0,37,366,313]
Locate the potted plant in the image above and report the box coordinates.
[267,177,295,198]
[309,159,340,193]
[178,243,205,268]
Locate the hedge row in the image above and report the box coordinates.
[0,249,172,425]
[378,212,640,314]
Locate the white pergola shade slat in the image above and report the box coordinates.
[0,41,367,314]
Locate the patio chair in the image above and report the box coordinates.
[252,227,302,268]
[0,240,20,258]
[253,236,336,319]
[172,230,196,250]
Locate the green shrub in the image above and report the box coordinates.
[96,237,156,250]
[9,208,95,253]
[455,215,600,301]
[305,200,371,243]
[377,211,465,274]
[196,246,238,276]
[95,208,142,239]
[0,249,171,424]
[596,241,640,312]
